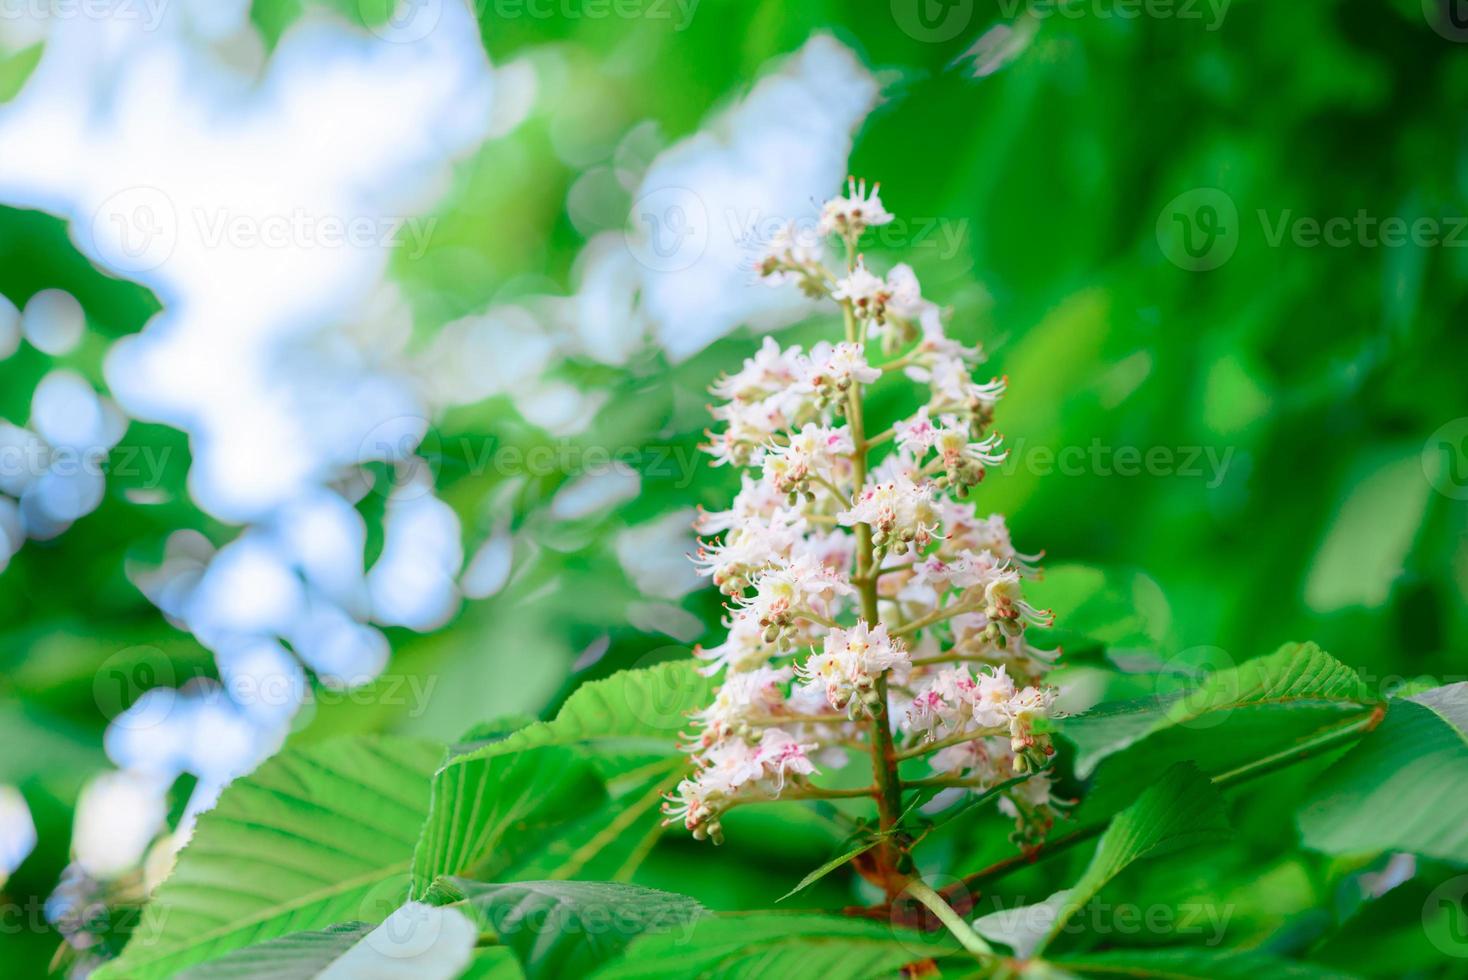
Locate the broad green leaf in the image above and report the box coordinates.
[976,762,1230,958]
[411,745,607,897]
[1064,643,1371,779]
[175,904,478,980]
[446,662,714,767]
[430,877,706,979]
[459,947,528,980]
[450,715,540,754]
[590,913,946,979]
[1298,682,1468,863]
[1063,644,1377,816]
[1051,947,1358,979]
[173,923,373,979]
[414,666,714,898]
[318,904,477,979]
[502,761,681,883]
[97,737,443,980]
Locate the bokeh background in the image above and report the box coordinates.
[1,0,1465,974]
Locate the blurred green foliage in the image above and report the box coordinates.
[2,0,1466,975]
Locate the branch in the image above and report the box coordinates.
[780,784,879,802]
[794,607,842,630]
[863,427,895,451]
[841,255,905,902]
[810,474,852,509]
[723,784,879,817]
[745,713,848,727]
[893,601,983,639]
[895,725,1008,762]
[907,653,992,669]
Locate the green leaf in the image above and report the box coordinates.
[97,737,443,980]
[411,746,607,897]
[1050,947,1359,979]
[459,947,528,980]
[501,761,682,883]
[316,904,477,979]
[1298,682,1468,863]
[174,904,479,979]
[590,913,944,979]
[976,762,1230,958]
[430,877,706,979]
[1062,643,1377,816]
[1065,643,1371,778]
[777,839,880,903]
[445,662,714,767]
[173,923,373,979]
[413,665,714,898]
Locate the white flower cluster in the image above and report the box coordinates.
[665,179,1063,846]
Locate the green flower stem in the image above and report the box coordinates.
[902,877,995,960]
[907,653,995,669]
[745,713,849,727]
[892,601,984,639]
[777,784,880,802]
[895,726,1010,763]
[843,294,907,898]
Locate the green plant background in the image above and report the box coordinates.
[1,0,1466,975]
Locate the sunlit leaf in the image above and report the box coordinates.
[411,745,606,897]
[445,662,713,767]
[590,912,946,978]
[429,877,705,979]
[96,737,443,980]
[1299,682,1468,863]
[1062,643,1379,817]
[976,762,1230,958]
[174,904,478,980]
[1051,946,1357,979]
[173,922,372,980]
